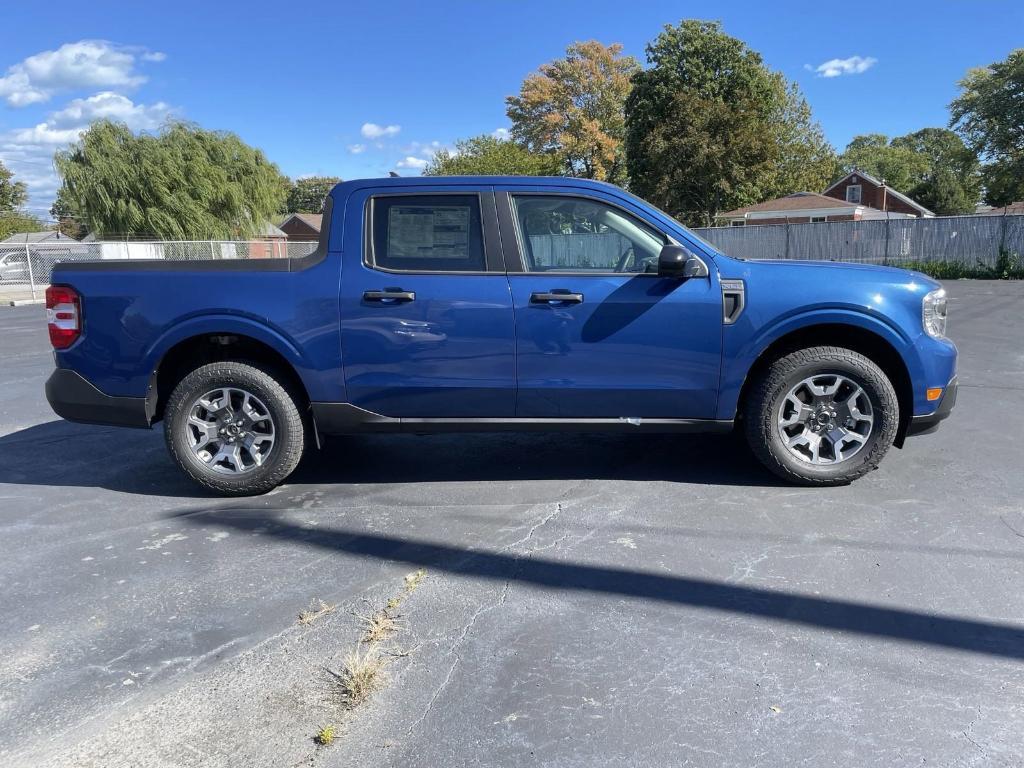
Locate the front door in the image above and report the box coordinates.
[339,188,515,418]
[497,189,723,419]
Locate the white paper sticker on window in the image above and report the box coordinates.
[388,205,470,258]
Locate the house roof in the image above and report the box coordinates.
[717,192,860,218]
[1,230,65,244]
[823,169,935,217]
[251,221,286,238]
[279,213,323,232]
[977,201,1024,215]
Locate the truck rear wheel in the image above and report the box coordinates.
[744,346,899,485]
[164,361,305,495]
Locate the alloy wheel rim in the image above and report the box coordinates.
[777,374,874,465]
[185,387,276,474]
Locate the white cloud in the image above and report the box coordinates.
[402,139,446,158]
[396,156,428,170]
[492,127,510,140]
[361,122,401,139]
[0,92,174,211]
[809,55,878,78]
[347,143,366,154]
[0,40,165,106]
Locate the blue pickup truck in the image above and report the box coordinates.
[44,176,957,494]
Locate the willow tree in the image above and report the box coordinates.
[54,120,288,239]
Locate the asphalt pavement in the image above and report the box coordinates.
[1,280,1022,767]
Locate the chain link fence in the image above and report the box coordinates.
[692,214,1024,265]
[0,239,319,303]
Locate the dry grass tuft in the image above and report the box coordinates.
[359,609,399,644]
[314,725,336,746]
[403,568,426,592]
[298,599,336,626]
[334,648,386,709]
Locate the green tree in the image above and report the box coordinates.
[837,129,980,214]
[0,161,41,241]
[423,135,561,176]
[950,49,1024,206]
[54,120,288,239]
[506,41,640,184]
[0,160,28,212]
[837,134,929,193]
[624,20,830,225]
[0,212,44,241]
[49,185,88,239]
[893,128,981,214]
[774,83,838,195]
[286,176,340,214]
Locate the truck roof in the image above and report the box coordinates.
[329,175,623,200]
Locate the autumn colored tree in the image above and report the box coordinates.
[506,41,640,184]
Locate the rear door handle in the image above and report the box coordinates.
[530,291,584,305]
[363,289,416,303]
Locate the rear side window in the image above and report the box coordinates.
[370,195,485,272]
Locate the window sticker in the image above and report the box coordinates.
[387,205,471,259]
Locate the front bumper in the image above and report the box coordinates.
[905,375,957,438]
[45,368,151,428]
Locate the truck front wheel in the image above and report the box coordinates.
[164,361,305,495]
[744,346,899,485]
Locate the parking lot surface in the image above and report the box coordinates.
[1,280,1022,767]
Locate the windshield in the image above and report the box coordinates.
[615,190,726,257]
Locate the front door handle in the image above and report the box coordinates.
[363,289,416,303]
[530,291,584,305]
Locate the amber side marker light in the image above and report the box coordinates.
[926,388,944,402]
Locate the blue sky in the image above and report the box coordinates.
[2,0,1021,215]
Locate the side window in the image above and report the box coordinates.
[512,195,665,273]
[846,185,862,204]
[370,194,486,272]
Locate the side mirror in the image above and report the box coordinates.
[658,244,707,279]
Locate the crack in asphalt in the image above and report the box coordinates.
[404,502,565,739]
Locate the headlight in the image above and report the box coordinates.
[922,288,947,339]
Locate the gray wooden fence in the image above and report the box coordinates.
[691,214,1024,266]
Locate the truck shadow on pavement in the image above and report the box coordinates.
[170,505,1024,662]
[0,420,786,495]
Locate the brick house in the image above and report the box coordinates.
[822,170,933,218]
[278,213,323,242]
[717,170,934,227]
[716,192,918,227]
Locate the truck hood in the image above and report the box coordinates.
[737,259,940,290]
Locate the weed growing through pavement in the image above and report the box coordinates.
[298,599,336,625]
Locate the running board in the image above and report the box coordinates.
[312,403,733,436]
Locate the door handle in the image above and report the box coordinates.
[530,291,584,305]
[363,289,416,303]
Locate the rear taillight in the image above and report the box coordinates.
[46,285,81,349]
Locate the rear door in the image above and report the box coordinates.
[339,186,515,417]
[495,187,723,419]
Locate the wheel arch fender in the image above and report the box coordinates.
[144,314,316,423]
[720,309,919,443]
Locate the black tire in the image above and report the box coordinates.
[744,346,899,486]
[164,361,305,495]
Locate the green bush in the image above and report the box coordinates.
[900,249,1024,280]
